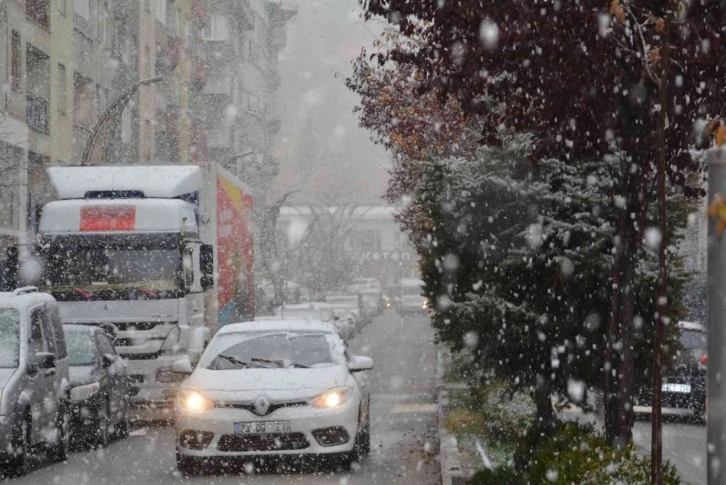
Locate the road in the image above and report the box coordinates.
[633,419,706,485]
[10,310,440,484]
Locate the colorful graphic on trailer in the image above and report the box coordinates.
[217,175,254,327]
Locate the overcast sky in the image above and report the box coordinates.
[272,0,390,204]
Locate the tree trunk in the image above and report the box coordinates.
[534,387,557,433]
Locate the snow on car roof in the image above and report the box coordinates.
[63,324,102,334]
[217,320,337,335]
[678,321,706,332]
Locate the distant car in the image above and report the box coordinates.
[634,321,707,421]
[325,294,364,328]
[173,320,373,474]
[329,306,356,340]
[274,303,333,324]
[397,278,427,315]
[64,325,130,448]
[0,287,71,476]
[346,278,382,295]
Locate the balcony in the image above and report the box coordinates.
[192,0,207,22]
[190,58,208,90]
[27,96,49,133]
[168,36,182,69]
[74,12,93,37]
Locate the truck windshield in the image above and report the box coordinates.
[0,309,20,368]
[45,247,182,291]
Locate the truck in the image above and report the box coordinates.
[23,165,254,421]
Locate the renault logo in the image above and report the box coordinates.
[253,396,271,416]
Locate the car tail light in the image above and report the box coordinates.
[701,354,708,366]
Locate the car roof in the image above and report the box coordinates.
[678,321,706,332]
[277,304,320,311]
[63,324,101,334]
[0,287,56,311]
[217,320,337,336]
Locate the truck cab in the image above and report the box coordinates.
[29,166,217,421]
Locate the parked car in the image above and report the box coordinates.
[172,320,373,474]
[325,294,365,328]
[329,306,357,340]
[397,278,427,315]
[0,287,70,476]
[273,303,334,324]
[633,321,707,422]
[64,325,130,448]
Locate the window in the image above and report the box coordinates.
[50,306,66,358]
[58,64,67,114]
[121,106,131,142]
[29,309,45,356]
[27,0,51,29]
[96,333,116,357]
[40,308,57,356]
[0,309,20,368]
[203,14,229,41]
[59,0,66,15]
[65,329,96,365]
[11,31,21,92]
[152,0,166,25]
[73,0,89,19]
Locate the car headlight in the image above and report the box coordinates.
[311,386,353,409]
[178,390,215,412]
[70,382,101,401]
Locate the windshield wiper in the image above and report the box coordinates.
[217,354,266,369]
[251,357,310,368]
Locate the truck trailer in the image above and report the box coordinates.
[27,164,254,420]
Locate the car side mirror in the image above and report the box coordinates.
[102,353,116,368]
[348,355,373,373]
[172,358,194,374]
[36,352,56,370]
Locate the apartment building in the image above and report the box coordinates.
[0,0,295,255]
[197,0,296,191]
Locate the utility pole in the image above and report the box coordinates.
[651,16,670,485]
[707,145,726,484]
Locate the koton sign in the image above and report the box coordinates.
[360,251,413,263]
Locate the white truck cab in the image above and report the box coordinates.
[26,166,250,421]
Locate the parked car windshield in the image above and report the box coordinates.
[206,333,335,370]
[0,309,20,368]
[64,328,97,366]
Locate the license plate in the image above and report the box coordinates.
[662,383,691,393]
[235,421,290,435]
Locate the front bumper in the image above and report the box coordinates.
[175,398,359,458]
[634,379,706,415]
[125,356,188,420]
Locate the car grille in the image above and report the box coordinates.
[216,433,309,452]
[216,401,307,416]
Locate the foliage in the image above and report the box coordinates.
[294,205,359,299]
[353,0,722,445]
[414,134,692,425]
[447,380,535,444]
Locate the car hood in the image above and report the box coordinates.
[0,368,17,390]
[69,365,97,387]
[185,365,350,401]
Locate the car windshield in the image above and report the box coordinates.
[680,330,706,350]
[64,329,97,366]
[0,309,20,368]
[206,333,335,370]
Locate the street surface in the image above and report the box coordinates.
[633,419,706,485]
[10,310,440,484]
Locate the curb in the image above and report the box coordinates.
[436,346,466,485]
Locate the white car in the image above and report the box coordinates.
[172,320,373,474]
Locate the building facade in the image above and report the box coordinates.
[0,0,293,256]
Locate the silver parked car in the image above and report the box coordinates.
[0,287,71,476]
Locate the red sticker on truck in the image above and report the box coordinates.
[80,206,136,231]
